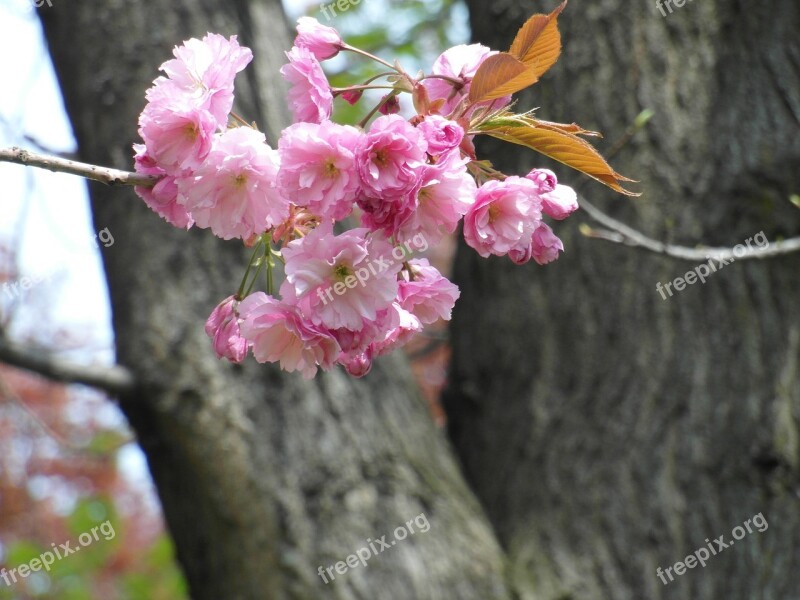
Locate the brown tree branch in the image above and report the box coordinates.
[579,197,800,262]
[0,146,158,187]
[0,337,136,395]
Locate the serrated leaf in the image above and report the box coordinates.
[469,53,539,102]
[485,120,639,195]
[508,0,567,80]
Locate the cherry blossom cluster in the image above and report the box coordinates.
[132,18,578,378]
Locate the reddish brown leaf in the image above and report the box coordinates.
[508,0,567,80]
[486,121,639,195]
[532,118,602,137]
[469,53,539,103]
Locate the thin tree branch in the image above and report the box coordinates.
[0,337,136,395]
[579,197,800,262]
[0,146,158,187]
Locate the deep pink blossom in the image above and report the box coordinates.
[396,154,475,244]
[239,292,340,378]
[530,222,564,265]
[280,46,333,124]
[463,176,543,258]
[205,295,248,363]
[277,121,362,221]
[398,259,460,324]
[179,127,289,240]
[280,225,401,330]
[133,144,194,229]
[526,168,578,220]
[295,17,343,61]
[417,115,464,157]
[355,114,427,198]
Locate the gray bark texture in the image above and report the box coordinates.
[446,1,800,599]
[38,2,510,599]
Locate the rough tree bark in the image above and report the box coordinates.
[38,2,510,598]
[446,1,800,599]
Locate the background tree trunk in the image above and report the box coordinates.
[39,2,510,598]
[446,1,800,598]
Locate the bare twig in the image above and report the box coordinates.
[0,337,136,395]
[579,196,800,262]
[0,146,158,187]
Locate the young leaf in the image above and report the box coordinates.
[508,0,568,80]
[469,53,539,102]
[485,119,639,195]
[532,118,602,137]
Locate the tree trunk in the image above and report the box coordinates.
[39,2,510,598]
[446,1,800,598]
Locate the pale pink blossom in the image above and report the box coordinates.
[280,225,401,330]
[397,259,460,324]
[133,144,194,229]
[205,295,248,363]
[422,44,509,116]
[355,114,427,197]
[526,168,578,220]
[179,127,289,240]
[294,17,343,61]
[158,33,253,124]
[239,292,340,378]
[280,46,333,124]
[417,115,464,156]
[138,96,217,171]
[530,222,564,265]
[277,121,362,221]
[463,176,543,258]
[367,302,423,357]
[395,155,475,244]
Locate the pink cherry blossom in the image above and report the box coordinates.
[526,168,578,220]
[417,115,464,156]
[463,176,543,258]
[280,225,401,330]
[367,302,423,357]
[294,17,343,61]
[133,144,194,229]
[280,46,333,124]
[205,295,248,363]
[239,292,340,378]
[355,114,427,198]
[395,154,476,244]
[397,259,460,324]
[179,127,289,240]
[422,43,509,117]
[531,222,564,265]
[277,121,362,221]
[158,33,253,125]
[138,96,217,171]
